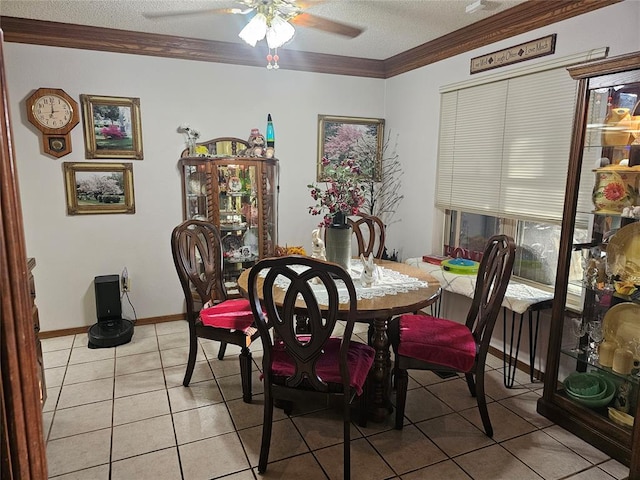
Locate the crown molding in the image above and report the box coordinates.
[384,0,619,77]
[0,0,620,78]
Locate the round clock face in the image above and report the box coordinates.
[31,94,74,130]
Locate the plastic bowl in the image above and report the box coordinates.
[564,372,604,397]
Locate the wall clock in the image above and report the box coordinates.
[26,88,80,158]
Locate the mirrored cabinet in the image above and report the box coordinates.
[537,52,640,477]
[178,137,279,293]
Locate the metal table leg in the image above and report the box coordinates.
[503,308,525,388]
[503,300,552,388]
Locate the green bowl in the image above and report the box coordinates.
[567,375,616,408]
[564,372,604,397]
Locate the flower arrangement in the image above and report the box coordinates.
[177,123,201,154]
[308,157,366,227]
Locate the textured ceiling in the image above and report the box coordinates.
[0,0,528,60]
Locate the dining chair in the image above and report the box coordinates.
[247,255,375,479]
[349,213,386,259]
[389,234,516,436]
[171,219,259,403]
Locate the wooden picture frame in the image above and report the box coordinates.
[317,115,385,181]
[63,162,135,215]
[80,94,143,159]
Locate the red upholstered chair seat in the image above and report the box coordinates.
[171,219,260,404]
[397,315,477,372]
[270,338,374,395]
[199,299,255,332]
[389,235,516,437]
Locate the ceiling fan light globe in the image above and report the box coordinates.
[266,14,295,49]
[239,13,268,46]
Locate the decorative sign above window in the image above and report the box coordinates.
[470,34,557,74]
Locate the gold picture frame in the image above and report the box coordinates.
[317,115,385,182]
[63,162,135,215]
[80,94,143,159]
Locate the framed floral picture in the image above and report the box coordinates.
[80,94,143,159]
[63,162,135,215]
[317,115,385,181]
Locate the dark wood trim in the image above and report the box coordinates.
[384,0,620,77]
[38,313,186,339]
[0,30,48,480]
[0,16,385,78]
[488,344,545,382]
[567,51,640,79]
[0,0,620,79]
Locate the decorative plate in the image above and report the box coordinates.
[602,302,640,344]
[228,176,242,192]
[607,222,640,284]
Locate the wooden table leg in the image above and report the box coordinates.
[369,316,393,422]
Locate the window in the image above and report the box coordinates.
[437,49,608,290]
[445,210,589,290]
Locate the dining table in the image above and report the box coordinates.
[237,258,441,422]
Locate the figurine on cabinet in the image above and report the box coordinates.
[241,129,266,157]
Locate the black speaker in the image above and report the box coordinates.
[89,275,133,348]
[94,274,121,322]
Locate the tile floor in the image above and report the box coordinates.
[41,320,630,480]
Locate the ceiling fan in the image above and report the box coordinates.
[143,0,363,68]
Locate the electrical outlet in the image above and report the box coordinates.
[121,267,129,292]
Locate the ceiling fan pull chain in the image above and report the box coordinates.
[266,48,280,70]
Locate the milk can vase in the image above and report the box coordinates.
[324,211,352,272]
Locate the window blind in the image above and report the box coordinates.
[435,48,608,226]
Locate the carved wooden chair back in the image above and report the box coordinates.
[390,235,515,436]
[171,219,258,402]
[247,255,374,479]
[348,214,386,259]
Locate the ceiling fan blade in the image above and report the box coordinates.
[291,12,363,38]
[143,8,252,20]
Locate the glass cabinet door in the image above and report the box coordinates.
[217,162,259,293]
[183,163,210,221]
[179,151,278,296]
[558,70,640,412]
[262,160,278,257]
[538,53,640,471]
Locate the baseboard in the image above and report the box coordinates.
[488,344,545,382]
[38,313,186,339]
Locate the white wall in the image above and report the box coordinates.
[4,0,639,332]
[5,47,384,330]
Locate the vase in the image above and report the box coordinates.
[187,138,197,156]
[325,212,352,272]
[592,168,638,213]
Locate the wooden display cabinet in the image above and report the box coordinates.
[178,137,278,294]
[28,257,46,407]
[537,52,640,478]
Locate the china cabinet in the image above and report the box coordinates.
[28,258,46,407]
[537,52,640,477]
[178,137,279,293]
